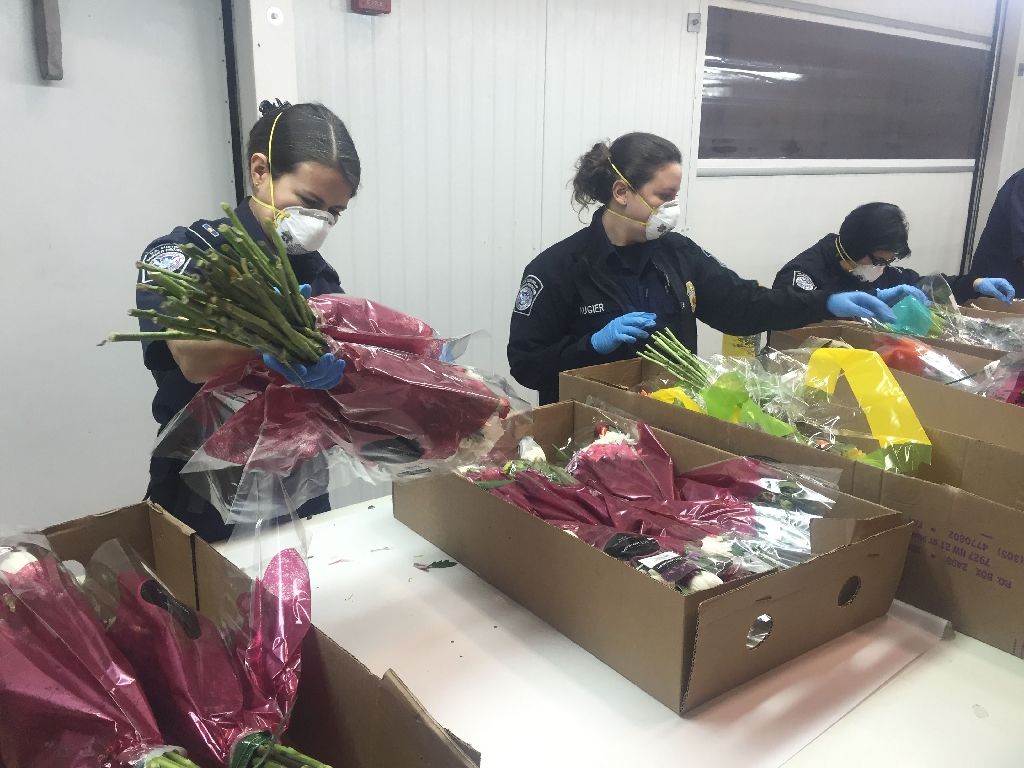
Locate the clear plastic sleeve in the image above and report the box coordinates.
[864,274,1024,353]
[81,514,317,768]
[0,539,191,768]
[460,422,836,596]
[640,344,932,474]
[951,352,1024,406]
[154,294,528,524]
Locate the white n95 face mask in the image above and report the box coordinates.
[274,207,337,254]
[644,199,680,241]
[850,263,885,283]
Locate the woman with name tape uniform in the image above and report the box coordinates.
[136,99,357,541]
[507,132,901,404]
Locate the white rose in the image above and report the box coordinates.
[701,536,736,558]
[688,570,725,592]
[518,436,548,463]
[592,429,631,446]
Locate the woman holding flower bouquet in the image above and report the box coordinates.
[136,99,358,541]
[507,132,898,405]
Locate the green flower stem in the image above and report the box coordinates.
[145,752,200,768]
[638,327,712,392]
[255,742,334,768]
[108,202,328,364]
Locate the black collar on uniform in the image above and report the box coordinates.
[589,206,654,272]
[586,207,618,261]
[236,198,271,244]
[823,233,853,281]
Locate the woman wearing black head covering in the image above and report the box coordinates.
[774,202,1014,305]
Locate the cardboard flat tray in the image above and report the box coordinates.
[394,401,911,713]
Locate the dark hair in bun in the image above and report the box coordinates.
[246,99,361,194]
[572,132,681,210]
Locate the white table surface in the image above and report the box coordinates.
[219,497,1024,768]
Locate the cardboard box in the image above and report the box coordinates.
[769,323,997,372]
[43,503,481,768]
[770,321,1005,362]
[394,401,912,713]
[559,362,1024,657]
[770,325,1024,452]
[970,297,1024,316]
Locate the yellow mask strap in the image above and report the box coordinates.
[609,158,656,214]
[252,110,287,221]
[835,235,859,268]
[603,206,648,227]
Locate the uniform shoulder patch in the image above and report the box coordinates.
[792,271,816,291]
[139,243,190,284]
[514,274,544,316]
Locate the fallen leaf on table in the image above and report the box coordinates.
[413,559,458,572]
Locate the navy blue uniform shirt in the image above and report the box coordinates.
[773,234,979,304]
[136,199,342,540]
[971,169,1024,294]
[507,208,832,405]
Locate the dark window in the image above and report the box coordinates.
[699,7,990,160]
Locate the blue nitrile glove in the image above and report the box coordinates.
[975,277,1015,303]
[826,292,897,324]
[590,312,657,354]
[876,284,930,307]
[275,283,313,299]
[263,351,345,389]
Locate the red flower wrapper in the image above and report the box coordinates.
[82,533,319,768]
[462,413,838,592]
[154,294,525,524]
[0,539,196,768]
[870,334,968,384]
[567,423,758,537]
[566,422,676,501]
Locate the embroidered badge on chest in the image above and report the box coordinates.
[686,280,697,313]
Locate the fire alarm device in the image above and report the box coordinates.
[352,0,390,14]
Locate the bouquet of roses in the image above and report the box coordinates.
[0,539,201,768]
[81,537,325,768]
[462,419,831,595]
[106,205,522,524]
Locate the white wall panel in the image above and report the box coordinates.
[0,0,234,528]
[294,0,548,381]
[540,0,703,246]
[294,0,703,380]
